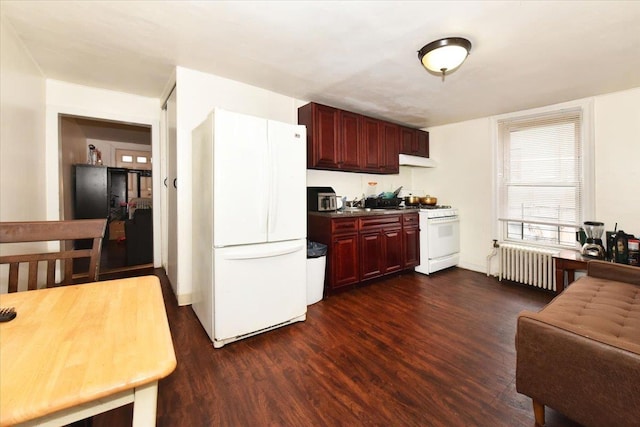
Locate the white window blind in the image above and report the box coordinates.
[498,109,582,247]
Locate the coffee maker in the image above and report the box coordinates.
[581,221,606,259]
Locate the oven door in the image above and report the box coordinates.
[427,216,460,259]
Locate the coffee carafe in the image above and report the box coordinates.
[581,221,605,259]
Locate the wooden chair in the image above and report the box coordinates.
[0,219,107,293]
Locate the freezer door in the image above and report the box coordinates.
[267,121,307,242]
[213,240,307,341]
[213,109,269,247]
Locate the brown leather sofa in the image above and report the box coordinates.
[516,260,640,427]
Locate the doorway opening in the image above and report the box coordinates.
[59,115,153,274]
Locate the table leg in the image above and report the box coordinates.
[132,381,158,426]
[555,263,565,294]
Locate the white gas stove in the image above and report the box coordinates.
[415,206,460,275]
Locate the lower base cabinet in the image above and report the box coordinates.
[308,212,420,294]
[403,214,420,268]
[332,233,359,288]
[360,232,384,280]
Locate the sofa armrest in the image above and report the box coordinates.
[587,260,640,285]
[516,314,640,427]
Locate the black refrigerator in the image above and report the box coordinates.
[73,165,128,243]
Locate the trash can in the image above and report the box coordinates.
[306,241,327,305]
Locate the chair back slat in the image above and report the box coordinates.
[0,219,107,293]
[28,261,38,291]
[8,263,19,293]
[46,260,56,288]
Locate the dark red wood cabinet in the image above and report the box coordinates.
[360,116,382,172]
[328,217,360,290]
[360,231,384,280]
[359,215,403,280]
[308,212,420,295]
[380,121,400,173]
[298,103,340,169]
[299,102,402,174]
[332,233,359,289]
[339,110,362,169]
[402,213,420,268]
[399,126,429,158]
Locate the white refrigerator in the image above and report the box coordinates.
[191,109,307,348]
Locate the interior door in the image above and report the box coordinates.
[165,87,178,288]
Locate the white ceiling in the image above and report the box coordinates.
[2,1,639,128]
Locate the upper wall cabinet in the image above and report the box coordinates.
[299,102,404,174]
[399,126,430,158]
[380,121,400,173]
[298,103,360,171]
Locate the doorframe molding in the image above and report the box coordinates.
[46,102,161,267]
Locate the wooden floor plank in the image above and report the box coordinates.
[93,267,582,427]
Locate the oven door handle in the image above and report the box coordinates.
[428,216,459,224]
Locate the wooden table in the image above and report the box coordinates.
[0,276,176,427]
[553,249,590,294]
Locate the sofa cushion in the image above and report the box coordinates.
[526,276,640,355]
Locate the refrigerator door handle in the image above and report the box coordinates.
[222,243,304,260]
[267,135,277,235]
[263,141,271,234]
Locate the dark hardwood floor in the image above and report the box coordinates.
[93,267,582,427]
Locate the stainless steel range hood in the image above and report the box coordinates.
[399,154,437,168]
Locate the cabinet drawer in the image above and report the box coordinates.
[403,213,419,226]
[331,218,358,234]
[359,215,401,231]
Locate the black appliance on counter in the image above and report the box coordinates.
[364,197,402,209]
[307,187,337,212]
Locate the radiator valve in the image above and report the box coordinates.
[493,239,499,248]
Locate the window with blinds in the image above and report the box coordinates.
[497,109,582,247]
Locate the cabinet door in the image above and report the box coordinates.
[360,232,383,280]
[380,122,399,174]
[416,130,430,157]
[382,227,403,273]
[399,127,430,158]
[403,226,420,268]
[360,116,382,171]
[302,103,340,169]
[331,234,359,289]
[339,110,361,169]
[399,126,416,154]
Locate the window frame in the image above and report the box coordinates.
[492,99,594,249]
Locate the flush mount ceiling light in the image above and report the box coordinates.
[418,37,472,81]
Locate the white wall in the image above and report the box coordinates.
[306,167,413,202]
[45,80,162,265]
[0,16,47,292]
[173,66,302,302]
[419,87,640,275]
[593,88,640,234]
[0,17,46,222]
[413,119,492,273]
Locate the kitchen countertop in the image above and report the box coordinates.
[308,209,419,218]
